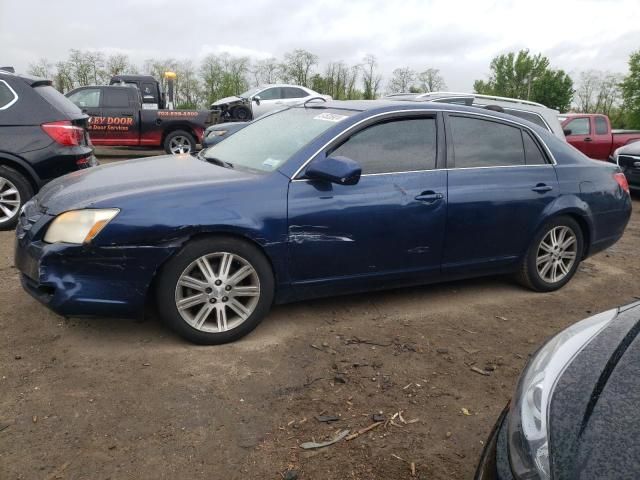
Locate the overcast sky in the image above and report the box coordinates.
[1,0,638,90]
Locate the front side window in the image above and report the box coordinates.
[449,116,525,168]
[67,88,101,108]
[331,117,437,174]
[0,80,17,109]
[595,116,608,135]
[258,88,282,100]
[565,117,590,136]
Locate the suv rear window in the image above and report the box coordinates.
[0,80,18,110]
[35,85,82,116]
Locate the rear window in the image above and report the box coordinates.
[595,116,608,135]
[103,89,132,108]
[35,85,82,116]
[503,108,549,130]
[0,80,18,110]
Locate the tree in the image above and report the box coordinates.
[387,67,416,93]
[417,68,447,93]
[106,54,137,77]
[473,49,574,111]
[574,70,622,116]
[27,58,53,79]
[252,58,280,86]
[621,50,640,129]
[361,54,382,99]
[282,49,318,87]
[175,60,201,109]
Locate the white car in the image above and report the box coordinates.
[210,84,331,121]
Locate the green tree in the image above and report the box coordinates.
[387,67,416,93]
[417,68,447,93]
[281,49,318,87]
[621,50,640,129]
[473,49,574,111]
[361,54,382,99]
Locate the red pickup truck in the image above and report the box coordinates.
[66,85,215,154]
[559,113,640,160]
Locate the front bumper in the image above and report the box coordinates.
[14,205,177,318]
[475,404,515,480]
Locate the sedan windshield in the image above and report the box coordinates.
[202,108,355,173]
[238,87,261,99]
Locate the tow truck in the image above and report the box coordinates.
[66,73,216,154]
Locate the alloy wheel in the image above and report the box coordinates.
[168,136,192,154]
[175,252,261,333]
[536,226,578,284]
[0,177,21,224]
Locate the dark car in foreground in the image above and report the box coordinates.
[14,101,632,344]
[612,141,640,192]
[201,121,248,148]
[0,70,95,230]
[476,301,640,480]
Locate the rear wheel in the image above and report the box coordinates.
[164,130,196,155]
[156,237,274,344]
[517,216,584,292]
[0,166,33,231]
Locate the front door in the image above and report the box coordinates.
[66,87,104,143]
[564,116,597,158]
[287,114,447,297]
[443,113,559,275]
[252,87,284,118]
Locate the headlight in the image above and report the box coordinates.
[508,309,618,479]
[44,209,119,244]
[207,129,227,138]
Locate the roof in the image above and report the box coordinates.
[110,74,157,82]
[0,70,51,87]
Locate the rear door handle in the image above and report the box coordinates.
[584,137,593,142]
[120,112,134,117]
[415,191,444,204]
[532,183,553,193]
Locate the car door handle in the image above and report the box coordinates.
[120,112,134,117]
[415,191,444,204]
[584,137,593,142]
[532,184,553,193]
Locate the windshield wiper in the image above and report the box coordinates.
[205,156,234,169]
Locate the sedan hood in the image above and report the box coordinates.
[36,154,255,215]
[210,96,244,106]
[617,140,640,156]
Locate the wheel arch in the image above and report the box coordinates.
[145,229,283,314]
[0,153,41,192]
[161,124,199,146]
[534,206,593,259]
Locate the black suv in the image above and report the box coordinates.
[0,70,95,230]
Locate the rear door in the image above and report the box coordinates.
[66,87,103,142]
[287,112,447,297]
[100,88,140,146]
[590,115,612,159]
[282,86,310,106]
[443,113,559,275]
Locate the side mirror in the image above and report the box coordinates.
[253,95,261,105]
[563,128,572,136]
[305,156,361,186]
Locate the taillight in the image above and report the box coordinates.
[41,121,84,146]
[614,172,630,194]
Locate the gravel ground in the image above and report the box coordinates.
[0,157,638,479]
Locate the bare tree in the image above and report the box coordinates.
[282,49,318,87]
[417,68,447,93]
[387,67,416,94]
[106,54,137,77]
[574,70,623,115]
[252,58,280,86]
[361,54,382,99]
[27,58,53,79]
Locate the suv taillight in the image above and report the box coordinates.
[614,172,630,194]
[41,121,84,146]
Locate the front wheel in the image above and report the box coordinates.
[156,237,275,344]
[232,105,252,121]
[517,216,584,292]
[164,130,196,155]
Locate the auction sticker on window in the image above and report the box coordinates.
[314,113,348,122]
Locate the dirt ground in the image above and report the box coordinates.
[1,171,638,479]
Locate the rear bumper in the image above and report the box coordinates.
[15,236,177,317]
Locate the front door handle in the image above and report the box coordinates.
[532,183,553,193]
[120,112,134,117]
[415,191,444,204]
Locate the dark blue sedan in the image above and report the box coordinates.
[14,101,632,344]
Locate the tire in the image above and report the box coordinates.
[164,130,196,155]
[517,216,584,292]
[156,236,275,344]
[0,166,33,231]
[231,105,251,121]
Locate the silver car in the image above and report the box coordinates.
[210,84,331,121]
[385,92,565,140]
